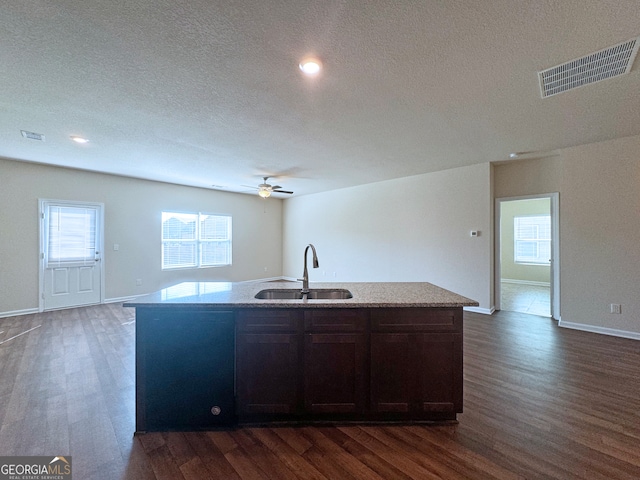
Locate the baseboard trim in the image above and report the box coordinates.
[105,296,138,304]
[501,279,551,287]
[558,320,640,341]
[464,306,495,315]
[238,276,286,283]
[0,307,40,319]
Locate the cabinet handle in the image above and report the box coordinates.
[210,406,222,415]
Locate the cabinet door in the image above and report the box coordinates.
[370,333,412,412]
[304,333,367,414]
[236,333,302,416]
[371,333,462,414]
[414,333,462,413]
[138,309,235,431]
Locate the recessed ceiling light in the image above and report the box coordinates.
[509,153,519,158]
[299,57,322,76]
[70,135,89,144]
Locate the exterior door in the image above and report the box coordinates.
[40,200,104,311]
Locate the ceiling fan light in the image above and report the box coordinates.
[258,188,271,198]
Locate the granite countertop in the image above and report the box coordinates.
[124,281,479,309]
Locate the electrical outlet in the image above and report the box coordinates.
[610,303,622,314]
[136,279,142,286]
[113,243,119,251]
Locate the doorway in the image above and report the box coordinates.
[39,199,104,311]
[495,194,560,320]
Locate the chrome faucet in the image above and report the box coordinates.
[298,244,319,293]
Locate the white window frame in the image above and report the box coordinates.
[161,211,232,270]
[514,214,551,265]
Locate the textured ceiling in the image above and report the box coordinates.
[2,1,639,196]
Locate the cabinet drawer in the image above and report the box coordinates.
[304,309,367,332]
[371,307,461,332]
[236,309,303,333]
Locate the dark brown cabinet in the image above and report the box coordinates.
[236,309,303,418]
[370,333,412,413]
[371,332,462,415]
[370,308,463,419]
[236,332,302,416]
[236,306,462,423]
[135,304,464,430]
[303,308,368,414]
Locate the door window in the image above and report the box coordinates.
[46,205,99,267]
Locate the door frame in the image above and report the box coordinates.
[494,193,560,320]
[38,199,105,312]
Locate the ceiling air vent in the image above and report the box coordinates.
[21,130,45,141]
[539,36,640,98]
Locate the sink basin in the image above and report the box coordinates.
[255,288,353,300]
[254,289,304,299]
[305,289,353,299]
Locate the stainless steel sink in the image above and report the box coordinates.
[305,289,353,299]
[255,288,353,300]
[254,289,304,299]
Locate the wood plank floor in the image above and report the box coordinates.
[1,305,639,479]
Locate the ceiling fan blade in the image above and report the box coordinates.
[273,189,293,194]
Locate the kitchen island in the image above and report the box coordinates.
[125,281,478,432]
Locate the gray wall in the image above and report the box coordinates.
[3,132,640,338]
[0,158,283,315]
[283,163,493,312]
[494,133,640,337]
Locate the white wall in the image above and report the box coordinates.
[494,134,640,338]
[283,163,493,311]
[0,158,283,315]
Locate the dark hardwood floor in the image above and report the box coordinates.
[0,305,639,479]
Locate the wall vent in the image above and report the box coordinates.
[539,36,640,98]
[21,130,45,141]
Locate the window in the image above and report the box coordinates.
[514,215,551,265]
[46,204,99,267]
[162,212,232,269]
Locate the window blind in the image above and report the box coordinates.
[47,205,98,267]
[162,212,232,269]
[514,215,551,264]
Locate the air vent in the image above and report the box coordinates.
[21,130,45,141]
[539,36,640,98]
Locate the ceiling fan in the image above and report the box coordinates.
[247,177,294,198]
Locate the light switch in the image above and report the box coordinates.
[113,243,119,251]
